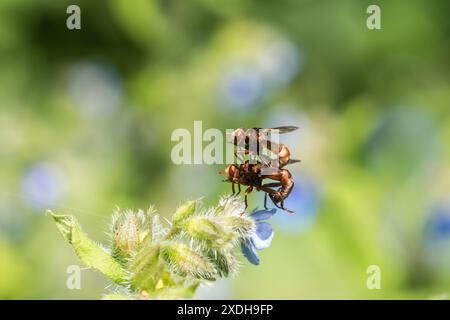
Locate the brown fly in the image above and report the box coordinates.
[227,126,300,168]
[220,126,299,214]
[220,160,295,214]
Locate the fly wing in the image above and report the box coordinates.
[270,126,299,133]
[253,126,299,134]
[285,159,301,165]
[257,156,301,168]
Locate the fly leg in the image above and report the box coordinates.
[241,186,254,216]
[272,198,294,214]
[234,148,246,165]
[259,185,294,214]
[260,183,281,210]
[262,182,282,187]
[279,199,295,215]
[264,193,267,209]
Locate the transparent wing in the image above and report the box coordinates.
[269,126,299,133]
[253,126,299,134]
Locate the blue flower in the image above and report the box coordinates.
[21,163,65,210]
[220,65,266,109]
[241,208,276,265]
[425,202,450,243]
[68,61,122,119]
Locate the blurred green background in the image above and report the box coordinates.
[1,0,450,299]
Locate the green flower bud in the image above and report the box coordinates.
[218,195,245,216]
[161,243,217,281]
[151,214,165,241]
[183,216,229,244]
[172,200,196,224]
[207,249,237,277]
[130,243,167,293]
[112,209,150,257]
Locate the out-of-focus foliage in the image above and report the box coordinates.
[1,0,450,299]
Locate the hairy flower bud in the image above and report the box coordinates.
[218,195,246,216]
[172,200,197,224]
[112,209,151,258]
[130,243,165,293]
[207,249,238,277]
[183,216,231,245]
[151,214,165,241]
[161,243,217,281]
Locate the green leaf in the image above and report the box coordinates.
[49,211,128,285]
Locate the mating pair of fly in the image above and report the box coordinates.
[220,126,300,215]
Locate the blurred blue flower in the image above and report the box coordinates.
[241,208,276,265]
[21,163,65,210]
[220,65,266,109]
[424,201,450,273]
[425,202,450,243]
[258,40,302,86]
[68,61,123,119]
